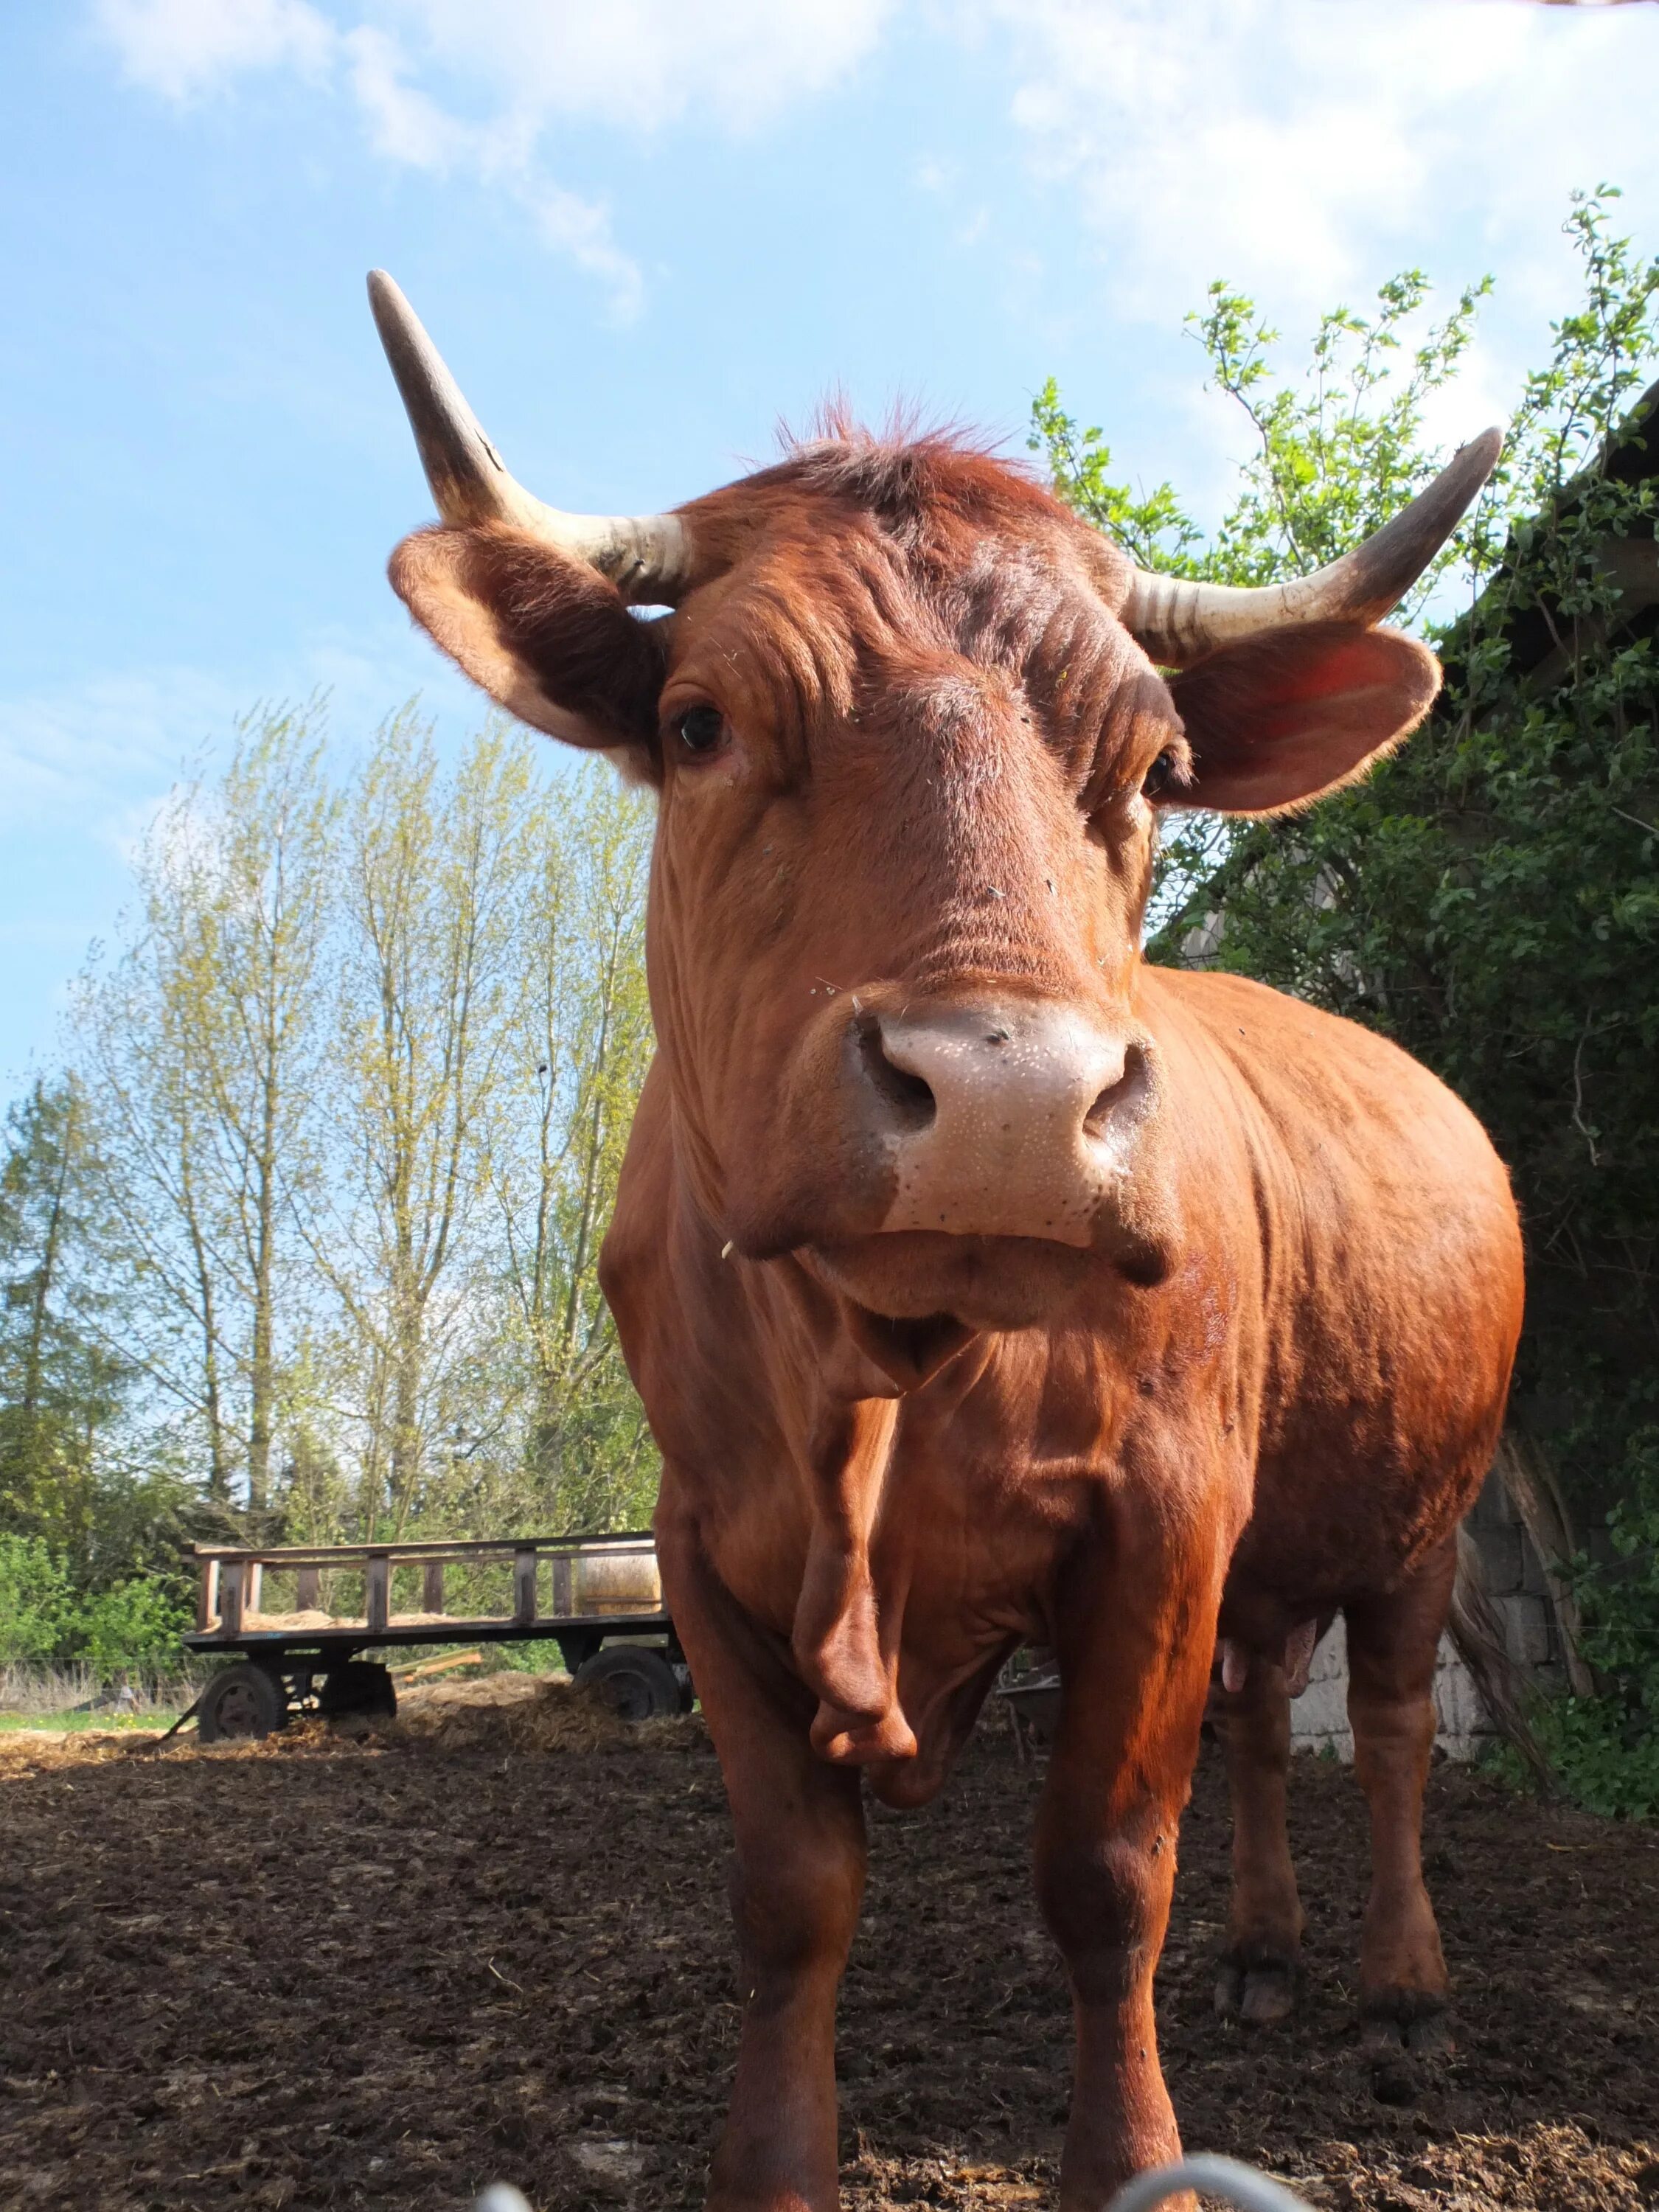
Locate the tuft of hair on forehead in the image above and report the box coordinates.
[751,405,1065,549]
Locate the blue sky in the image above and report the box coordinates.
[2,0,1656,1094]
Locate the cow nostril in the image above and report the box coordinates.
[1083,1042,1147,1138]
[858,1021,937,1132]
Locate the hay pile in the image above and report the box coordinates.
[0,1672,710,1770]
[392,1672,708,1756]
[0,1728,164,1774]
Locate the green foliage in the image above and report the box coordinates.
[0,1533,76,1663]
[1185,268,1491,605]
[0,1070,211,1622]
[1489,1697,1659,1822]
[1035,187,1659,1812]
[1029,377,1204,574]
[0,1534,183,1669]
[1560,1422,1659,1801]
[0,1076,158,1574]
[74,1576,192,1668]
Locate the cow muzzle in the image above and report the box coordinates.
[850,997,1155,1248]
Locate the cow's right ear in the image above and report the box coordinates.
[390,524,668,759]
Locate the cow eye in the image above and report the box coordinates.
[1141,750,1176,799]
[674,705,727,757]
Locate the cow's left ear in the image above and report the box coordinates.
[1162,622,1440,816]
[390,523,669,761]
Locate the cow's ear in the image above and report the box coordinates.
[390,524,667,759]
[1162,622,1440,816]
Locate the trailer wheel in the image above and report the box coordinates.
[318,1661,397,1722]
[198,1662,288,1743]
[574,1645,681,1721]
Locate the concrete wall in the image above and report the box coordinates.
[1287,1461,1566,1763]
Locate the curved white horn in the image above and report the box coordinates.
[367,270,691,603]
[1120,428,1503,667]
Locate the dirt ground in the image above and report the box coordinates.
[1,1681,1655,2212]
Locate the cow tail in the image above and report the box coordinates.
[1447,1522,1554,1792]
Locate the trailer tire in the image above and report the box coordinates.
[574,1644,681,1722]
[198,1662,288,1743]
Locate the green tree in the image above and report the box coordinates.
[0,1077,131,1565]
[316,714,539,1538]
[75,1575,192,1669]
[486,759,658,1534]
[0,1533,76,1663]
[75,705,335,1518]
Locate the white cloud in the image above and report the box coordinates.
[92,0,896,318]
[93,0,335,100]
[529,187,647,325]
[378,0,893,135]
[969,0,1659,372]
[0,615,479,855]
[341,23,475,173]
[0,664,236,852]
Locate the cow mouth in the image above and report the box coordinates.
[840,1303,978,1391]
[807,1229,1102,1340]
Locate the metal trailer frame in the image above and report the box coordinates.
[182,1531,689,1739]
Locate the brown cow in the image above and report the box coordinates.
[369,272,1523,2212]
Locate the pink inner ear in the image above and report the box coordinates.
[1166,622,1441,817]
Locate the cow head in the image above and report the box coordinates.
[371,274,1496,1376]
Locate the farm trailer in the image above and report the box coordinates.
[184,1531,689,1742]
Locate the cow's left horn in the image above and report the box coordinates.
[367,270,691,603]
[1119,427,1503,667]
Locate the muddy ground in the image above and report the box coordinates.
[1,1686,1655,2212]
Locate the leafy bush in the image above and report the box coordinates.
[75,1576,192,1669]
[0,1533,76,1663]
[1489,1697,1659,1820]
[0,1530,189,1672]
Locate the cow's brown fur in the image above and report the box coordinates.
[389,427,1523,2212]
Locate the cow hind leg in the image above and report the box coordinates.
[1214,1657,1303,2025]
[1343,1537,1458,2055]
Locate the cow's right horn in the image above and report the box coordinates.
[1118,428,1503,668]
[367,270,691,603]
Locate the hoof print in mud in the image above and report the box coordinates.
[1367,2050,1422,2107]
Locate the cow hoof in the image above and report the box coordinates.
[1361,1991,1455,2056]
[1214,1955,1296,2024]
[1241,1964,1297,2023]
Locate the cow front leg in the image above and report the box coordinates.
[1214,1657,1302,2024]
[1034,1575,1219,2210]
[1343,1536,1457,2053]
[660,1528,867,2212]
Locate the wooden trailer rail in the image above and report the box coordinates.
[190,1531,661,1641]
